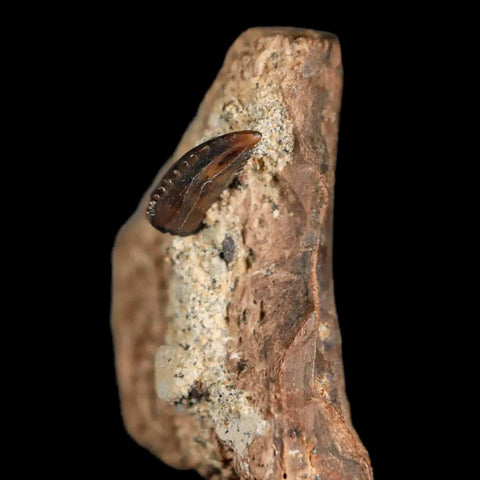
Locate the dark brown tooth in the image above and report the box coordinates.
[146,130,262,236]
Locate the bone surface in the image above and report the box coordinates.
[111,27,373,480]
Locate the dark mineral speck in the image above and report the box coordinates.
[188,380,210,402]
[237,359,248,374]
[221,234,236,263]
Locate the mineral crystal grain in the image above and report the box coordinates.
[111,27,373,479]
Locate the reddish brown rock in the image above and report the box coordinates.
[111,27,373,479]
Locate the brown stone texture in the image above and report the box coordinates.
[111,27,372,479]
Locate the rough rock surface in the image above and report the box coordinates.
[111,27,373,479]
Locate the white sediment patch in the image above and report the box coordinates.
[155,207,266,455]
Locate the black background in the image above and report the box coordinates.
[47,6,438,479]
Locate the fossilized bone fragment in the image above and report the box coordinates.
[111,27,373,480]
